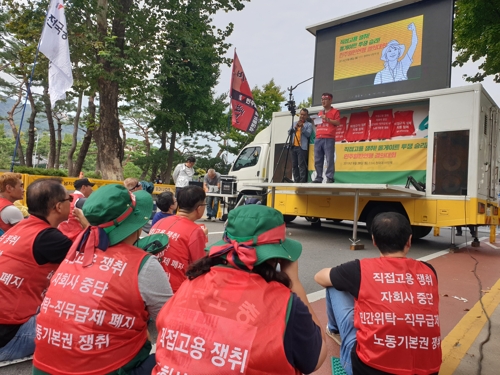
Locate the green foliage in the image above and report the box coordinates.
[297,97,313,109]
[83,171,101,179]
[0,128,15,169]
[152,1,246,138]
[123,162,143,179]
[453,0,500,82]
[14,166,68,176]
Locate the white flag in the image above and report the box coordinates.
[39,0,73,108]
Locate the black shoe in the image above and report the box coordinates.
[326,178,335,183]
[312,180,322,183]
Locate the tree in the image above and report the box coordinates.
[453,0,500,82]
[152,0,247,184]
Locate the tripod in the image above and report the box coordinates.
[271,91,297,183]
[271,77,313,183]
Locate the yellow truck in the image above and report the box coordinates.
[228,84,500,245]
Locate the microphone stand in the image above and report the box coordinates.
[271,77,313,183]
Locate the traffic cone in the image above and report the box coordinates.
[79,171,84,178]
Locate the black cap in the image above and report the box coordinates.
[74,178,95,189]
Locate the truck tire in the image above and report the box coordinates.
[365,206,432,239]
[305,216,320,223]
[283,215,296,223]
[411,225,432,240]
[366,206,405,235]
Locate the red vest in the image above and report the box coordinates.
[33,242,149,375]
[0,216,55,324]
[355,258,441,374]
[58,192,84,241]
[153,267,300,375]
[0,197,14,233]
[150,216,206,292]
[316,108,340,139]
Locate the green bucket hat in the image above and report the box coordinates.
[83,184,153,246]
[206,205,302,270]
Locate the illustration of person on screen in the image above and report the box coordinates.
[374,22,418,85]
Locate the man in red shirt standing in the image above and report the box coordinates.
[149,185,207,292]
[313,92,341,183]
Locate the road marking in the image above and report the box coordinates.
[417,250,450,262]
[483,241,500,250]
[440,278,500,375]
[308,289,326,303]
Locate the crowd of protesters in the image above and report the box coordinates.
[0,170,442,374]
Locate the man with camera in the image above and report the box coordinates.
[289,108,313,183]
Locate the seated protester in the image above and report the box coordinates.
[0,172,25,236]
[124,178,156,233]
[149,185,207,293]
[151,191,177,226]
[124,177,143,193]
[153,205,326,374]
[0,178,75,362]
[58,177,95,241]
[314,212,441,375]
[33,184,173,375]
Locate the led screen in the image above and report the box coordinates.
[311,0,453,105]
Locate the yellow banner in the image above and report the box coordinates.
[334,15,423,80]
[336,138,427,172]
[0,173,175,197]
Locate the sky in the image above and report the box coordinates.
[212,0,500,108]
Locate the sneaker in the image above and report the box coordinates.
[211,217,216,222]
[326,178,335,183]
[312,180,322,183]
[204,217,211,222]
[326,325,342,345]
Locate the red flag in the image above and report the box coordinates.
[230,51,259,133]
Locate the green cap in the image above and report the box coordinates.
[206,205,302,269]
[83,184,153,246]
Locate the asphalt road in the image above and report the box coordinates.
[2,217,478,374]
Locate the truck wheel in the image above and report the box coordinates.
[411,225,432,240]
[305,216,320,223]
[366,206,404,235]
[283,215,296,223]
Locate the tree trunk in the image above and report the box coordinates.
[67,90,84,176]
[7,82,25,167]
[165,130,177,184]
[25,89,38,167]
[94,0,133,181]
[43,84,56,169]
[74,94,96,176]
[55,118,62,169]
[139,127,151,180]
[95,82,123,180]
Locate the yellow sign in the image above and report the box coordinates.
[336,138,427,172]
[334,15,424,80]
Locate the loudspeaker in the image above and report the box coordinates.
[433,130,469,195]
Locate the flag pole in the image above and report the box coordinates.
[9,5,49,172]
